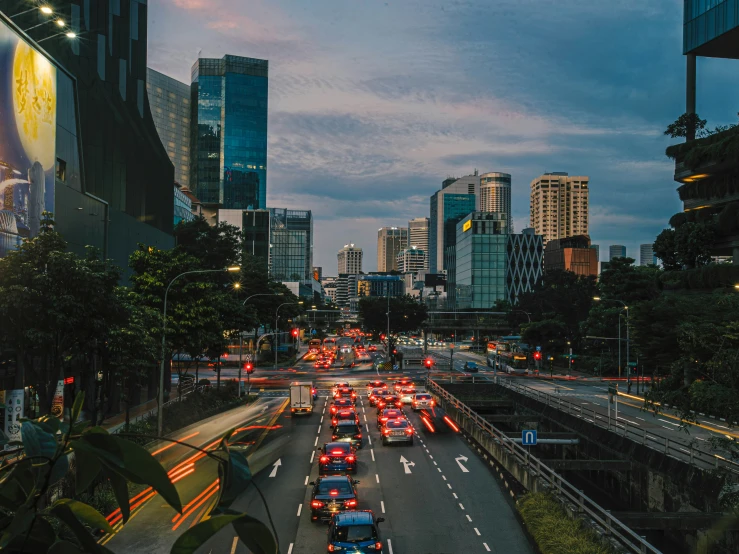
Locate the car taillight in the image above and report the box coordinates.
[355,433,362,438]
[330,490,339,496]
[383,429,391,435]
[405,427,413,435]
[430,400,435,406]
[375,542,383,550]
[380,417,388,423]
[346,455,355,463]
[351,392,356,397]
[344,499,357,507]
[311,500,324,508]
[319,456,329,464]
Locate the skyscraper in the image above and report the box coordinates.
[480,172,512,231]
[269,209,313,282]
[377,227,408,272]
[191,55,268,210]
[338,244,363,274]
[396,247,426,274]
[429,173,480,272]
[408,217,429,270]
[147,69,191,188]
[640,244,656,266]
[609,245,626,261]
[529,172,589,243]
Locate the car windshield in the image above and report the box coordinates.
[318,481,352,494]
[416,394,431,400]
[336,524,376,542]
[386,420,408,428]
[336,424,359,434]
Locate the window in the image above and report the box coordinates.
[56,158,67,182]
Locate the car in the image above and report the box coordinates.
[394,378,413,392]
[327,511,385,553]
[368,345,377,352]
[309,475,359,521]
[375,394,401,411]
[366,380,387,391]
[368,389,391,407]
[334,386,357,403]
[411,393,435,411]
[377,408,404,429]
[332,420,363,449]
[464,361,479,373]
[330,398,354,415]
[381,418,414,446]
[332,408,360,428]
[332,382,351,394]
[318,442,357,474]
[398,387,416,404]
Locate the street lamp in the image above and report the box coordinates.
[158,266,240,435]
[37,30,76,43]
[275,301,303,368]
[11,5,54,18]
[239,292,283,397]
[593,297,630,388]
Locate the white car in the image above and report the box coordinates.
[399,387,417,404]
[411,393,435,411]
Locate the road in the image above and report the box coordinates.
[108,350,534,554]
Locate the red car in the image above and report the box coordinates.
[368,345,377,352]
[377,408,404,429]
[330,398,354,415]
[332,408,360,428]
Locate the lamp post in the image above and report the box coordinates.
[24,17,66,33]
[158,266,240,436]
[37,30,76,43]
[239,293,283,397]
[274,301,303,368]
[594,297,629,388]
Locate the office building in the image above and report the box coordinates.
[336,273,358,307]
[191,55,268,210]
[312,267,322,281]
[529,172,589,243]
[377,227,408,272]
[451,212,509,309]
[429,172,480,272]
[591,244,600,262]
[218,209,271,262]
[480,172,512,231]
[507,229,543,304]
[147,69,191,187]
[609,245,626,261]
[544,235,598,277]
[338,244,363,274]
[408,217,430,269]
[174,184,197,226]
[322,276,338,303]
[640,244,656,266]
[396,247,426,274]
[269,209,313,282]
[357,274,404,297]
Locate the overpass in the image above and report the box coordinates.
[423,311,511,333]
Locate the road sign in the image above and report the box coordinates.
[522,430,537,446]
[536,346,541,351]
[628,361,637,367]
[311,329,317,335]
[608,385,618,396]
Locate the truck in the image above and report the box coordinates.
[290,381,314,415]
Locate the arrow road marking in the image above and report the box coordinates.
[399,455,415,474]
[455,455,470,473]
[269,458,282,478]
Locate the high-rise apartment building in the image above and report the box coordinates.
[270,209,313,282]
[609,245,626,260]
[147,69,191,187]
[640,244,656,266]
[529,172,589,243]
[191,55,268,210]
[338,244,363,274]
[377,227,408,272]
[408,217,429,269]
[396,247,426,274]
[357,275,404,297]
[429,172,480,272]
[480,172,512,230]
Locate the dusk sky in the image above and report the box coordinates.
[148,0,738,273]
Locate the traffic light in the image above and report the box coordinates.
[243,363,254,374]
[393,349,397,355]
[291,328,299,338]
[570,357,575,366]
[380,334,386,341]
[533,352,541,361]
[424,358,433,369]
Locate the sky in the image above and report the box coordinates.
[148,0,739,273]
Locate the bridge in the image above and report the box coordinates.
[423,311,510,333]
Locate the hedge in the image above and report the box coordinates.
[517,492,616,554]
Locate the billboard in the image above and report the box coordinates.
[0,21,56,257]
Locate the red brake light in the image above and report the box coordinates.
[405,427,413,435]
[383,429,391,435]
[346,455,355,463]
[380,417,388,422]
[375,542,382,550]
[319,456,330,463]
[330,490,339,496]
[355,433,362,438]
[329,544,335,552]
[345,499,357,507]
[311,500,324,508]
[331,449,344,455]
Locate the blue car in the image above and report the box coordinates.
[327,510,384,552]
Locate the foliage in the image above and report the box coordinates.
[0,393,277,553]
[653,228,681,271]
[666,117,739,169]
[357,295,428,337]
[664,112,708,139]
[653,222,717,270]
[516,492,615,554]
[659,264,739,291]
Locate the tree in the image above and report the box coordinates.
[664,112,707,139]
[174,217,241,270]
[653,229,680,270]
[357,295,428,337]
[675,221,716,269]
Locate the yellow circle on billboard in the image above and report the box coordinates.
[12,40,56,170]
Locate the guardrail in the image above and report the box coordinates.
[494,377,739,475]
[428,379,661,554]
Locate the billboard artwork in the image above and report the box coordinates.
[0,22,56,257]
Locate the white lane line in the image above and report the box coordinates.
[230,536,238,554]
[381,501,385,513]
[318,425,322,434]
[483,542,491,551]
[437,468,442,472]
[371,448,375,462]
[376,474,380,484]
[314,437,318,447]
[660,426,675,431]
[310,451,315,463]
[466,515,472,522]
[447,484,452,489]
[320,415,324,423]
[459,503,465,510]
[304,475,309,486]
[474,527,480,536]
[425,448,429,453]
[387,539,394,554]
[287,544,294,554]
[364,415,367,422]
[658,418,681,427]
[442,475,447,481]
[368,436,372,446]
[366,424,370,433]
[433,461,438,466]
[297,504,302,517]
[429,455,433,459]
[452,493,458,499]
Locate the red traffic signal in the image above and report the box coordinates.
[380,334,386,341]
[291,328,299,337]
[243,363,254,374]
[533,352,541,361]
[570,358,575,365]
[392,349,397,355]
[424,358,433,368]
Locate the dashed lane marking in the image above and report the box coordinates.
[304,476,309,486]
[376,474,380,484]
[483,542,491,551]
[459,503,465,510]
[387,539,394,554]
[474,527,480,535]
[287,544,294,554]
[433,461,437,466]
[318,425,322,434]
[381,501,385,513]
[310,451,315,463]
[452,493,458,499]
[297,504,302,517]
[447,484,452,489]
[230,536,238,554]
[314,437,318,447]
[371,449,375,462]
[466,515,472,522]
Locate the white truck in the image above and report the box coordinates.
[290,381,314,415]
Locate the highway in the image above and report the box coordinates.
[107,350,534,554]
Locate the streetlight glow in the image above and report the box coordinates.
[65,31,76,38]
[734,284,739,290]
[233,282,241,289]
[55,18,65,27]
[40,6,53,14]
[226,266,241,272]
[593,296,601,301]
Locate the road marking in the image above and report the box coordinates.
[314,437,318,447]
[466,515,472,522]
[455,455,470,472]
[287,544,294,554]
[368,436,372,446]
[437,468,442,472]
[304,476,309,486]
[310,451,315,463]
[425,448,429,453]
[231,536,238,554]
[318,425,322,434]
[483,542,491,551]
[387,539,394,554]
[296,504,302,517]
[320,416,324,423]
[371,448,375,462]
[429,455,433,459]
[453,493,458,499]
[442,475,447,481]
[433,460,437,466]
[381,500,385,513]
[459,503,465,510]
[376,474,380,483]
[659,418,681,427]
[364,415,367,422]
[474,527,480,535]
[366,424,370,433]
[447,483,452,489]
[400,455,415,474]
[268,459,282,478]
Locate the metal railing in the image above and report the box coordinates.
[427,379,661,554]
[494,377,739,475]
[109,381,197,433]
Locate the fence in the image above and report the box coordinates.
[428,379,662,554]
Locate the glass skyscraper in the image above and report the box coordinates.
[429,173,479,273]
[191,55,268,209]
[269,209,313,282]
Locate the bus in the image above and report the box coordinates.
[498,350,529,375]
[323,337,338,354]
[308,338,322,353]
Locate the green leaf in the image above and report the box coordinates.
[48,540,83,554]
[74,448,101,495]
[5,515,57,552]
[232,513,278,554]
[170,514,242,554]
[103,467,130,524]
[214,447,252,511]
[50,502,105,554]
[49,453,70,486]
[37,416,61,435]
[0,505,34,549]
[71,392,85,426]
[50,499,114,533]
[21,421,58,460]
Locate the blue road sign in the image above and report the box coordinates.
[536,346,541,351]
[522,430,537,446]
[311,329,317,335]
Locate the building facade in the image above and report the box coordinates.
[191,55,268,210]
[591,244,600,262]
[269,209,312,282]
[218,208,271,262]
[357,274,404,297]
[377,227,408,272]
[338,244,363,274]
[408,217,429,269]
[529,172,589,243]
[609,245,626,260]
[336,273,358,307]
[507,229,543,304]
[640,243,656,266]
[480,172,512,231]
[396,247,426,274]
[429,173,479,272]
[147,68,191,187]
[544,235,598,277]
[322,276,338,303]
[174,184,196,226]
